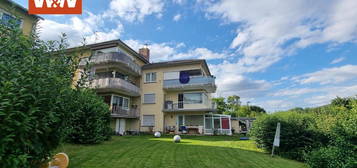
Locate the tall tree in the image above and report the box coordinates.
[212,97,227,114]
[227,95,241,113]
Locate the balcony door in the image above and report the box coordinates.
[112,95,130,112]
[178,94,184,109]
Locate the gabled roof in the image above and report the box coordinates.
[67,39,149,64]
[142,59,212,76]
[5,0,44,20]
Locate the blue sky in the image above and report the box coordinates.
[16,0,357,112]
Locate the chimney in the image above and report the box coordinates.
[139,45,150,62]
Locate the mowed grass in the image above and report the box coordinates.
[58,135,306,168]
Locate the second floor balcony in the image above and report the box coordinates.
[111,106,140,118]
[79,52,141,76]
[163,76,217,93]
[163,101,217,112]
[90,78,141,97]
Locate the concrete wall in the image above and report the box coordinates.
[231,120,239,134]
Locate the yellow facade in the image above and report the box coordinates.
[0,0,42,36]
[70,40,223,135]
[140,64,214,132]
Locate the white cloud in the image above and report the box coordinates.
[209,62,272,99]
[172,0,185,5]
[37,12,123,47]
[173,14,182,21]
[124,39,225,62]
[270,88,319,97]
[330,57,345,64]
[202,0,357,73]
[107,0,164,22]
[257,100,295,112]
[293,65,357,85]
[303,85,357,106]
[175,48,226,60]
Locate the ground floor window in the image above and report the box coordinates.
[142,115,155,127]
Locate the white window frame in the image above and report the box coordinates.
[143,93,156,104]
[0,9,23,29]
[112,95,130,110]
[145,72,157,83]
[142,115,155,127]
[183,92,203,104]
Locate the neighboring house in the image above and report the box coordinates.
[72,39,232,135]
[0,0,42,35]
[231,117,256,134]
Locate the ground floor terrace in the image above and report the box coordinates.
[164,113,232,135]
[111,113,232,135]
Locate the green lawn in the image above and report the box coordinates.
[58,135,306,168]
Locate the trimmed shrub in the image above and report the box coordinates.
[65,89,112,144]
[251,97,357,167]
[250,112,326,160]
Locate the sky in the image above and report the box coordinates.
[15,0,357,112]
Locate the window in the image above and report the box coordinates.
[142,115,155,126]
[112,95,129,110]
[181,69,202,77]
[143,94,156,104]
[183,93,203,104]
[164,71,179,80]
[1,12,22,28]
[145,72,156,83]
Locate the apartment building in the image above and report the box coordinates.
[73,40,232,135]
[0,0,42,35]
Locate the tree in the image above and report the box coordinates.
[0,23,77,167]
[227,95,241,114]
[331,96,352,109]
[212,97,227,114]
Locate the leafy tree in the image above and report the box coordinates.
[331,96,352,109]
[249,105,266,113]
[227,95,241,112]
[212,97,227,114]
[0,23,77,167]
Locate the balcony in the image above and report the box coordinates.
[90,78,141,97]
[79,52,141,76]
[111,107,139,118]
[163,101,217,112]
[163,76,217,93]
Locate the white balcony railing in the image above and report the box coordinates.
[79,52,141,76]
[111,106,140,118]
[163,76,217,93]
[163,101,217,112]
[90,78,141,97]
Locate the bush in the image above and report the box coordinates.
[306,140,356,168]
[0,24,76,167]
[65,89,112,144]
[251,97,357,167]
[250,112,326,160]
[305,99,357,168]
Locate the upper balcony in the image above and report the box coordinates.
[163,101,217,112]
[111,107,140,118]
[163,76,217,93]
[79,52,141,76]
[90,78,141,97]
